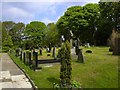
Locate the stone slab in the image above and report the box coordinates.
[0,71,11,80]
[0,82,13,88]
[12,80,32,88]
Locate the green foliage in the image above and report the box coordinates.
[59,41,72,87]
[2,21,15,43]
[9,22,25,47]
[56,4,100,43]
[95,2,120,46]
[24,21,48,48]
[2,35,13,52]
[71,80,81,88]
[45,23,59,46]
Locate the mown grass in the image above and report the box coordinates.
[9,47,119,88]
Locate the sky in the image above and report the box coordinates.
[1,0,100,25]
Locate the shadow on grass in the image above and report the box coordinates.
[107,53,120,56]
[47,77,60,84]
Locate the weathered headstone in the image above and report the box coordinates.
[33,51,38,70]
[75,46,79,55]
[23,52,26,64]
[113,38,120,55]
[16,48,19,57]
[46,48,49,52]
[39,49,42,55]
[75,39,79,55]
[26,52,32,65]
[77,49,84,63]
[26,51,31,65]
[85,43,90,48]
[52,47,56,59]
[20,51,22,60]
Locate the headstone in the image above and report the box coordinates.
[113,38,120,55]
[33,51,38,70]
[77,49,84,63]
[75,39,80,55]
[27,52,32,65]
[52,47,56,59]
[48,43,51,52]
[39,49,42,55]
[46,48,49,52]
[15,48,19,57]
[26,51,31,65]
[23,52,26,64]
[85,43,90,48]
[75,46,79,55]
[20,51,22,60]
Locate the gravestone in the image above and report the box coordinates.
[46,48,49,52]
[39,48,42,55]
[75,39,80,55]
[52,47,56,59]
[15,48,19,57]
[77,49,84,63]
[33,51,38,70]
[85,43,90,48]
[23,52,26,64]
[49,43,52,52]
[113,38,120,55]
[26,51,31,65]
[27,52,32,65]
[20,51,22,60]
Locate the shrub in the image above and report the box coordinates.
[59,40,72,88]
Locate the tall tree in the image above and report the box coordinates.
[2,21,15,42]
[45,23,59,46]
[9,22,25,47]
[56,4,100,44]
[24,21,47,49]
[3,35,13,51]
[95,2,120,46]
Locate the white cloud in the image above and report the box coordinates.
[2,6,35,23]
[7,7,34,18]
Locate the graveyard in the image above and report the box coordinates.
[8,46,118,88]
[1,1,120,89]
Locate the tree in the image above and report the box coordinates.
[9,22,25,47]
[45,23,59,47]
[3,35,13,51]
[24,21,47,49]
[56,4,100,44]
[82,3,100,45]
[95,2,120,46]
[59,41,72,87]
[2,21,15,43]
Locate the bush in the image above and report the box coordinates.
[59,41,72,87]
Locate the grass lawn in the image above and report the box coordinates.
[9,46,119,88]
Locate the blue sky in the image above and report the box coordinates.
[1,0,100,25]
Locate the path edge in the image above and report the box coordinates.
[8,53,37,90]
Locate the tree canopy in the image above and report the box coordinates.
[24,21,47,49]
[56,3,100,44]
